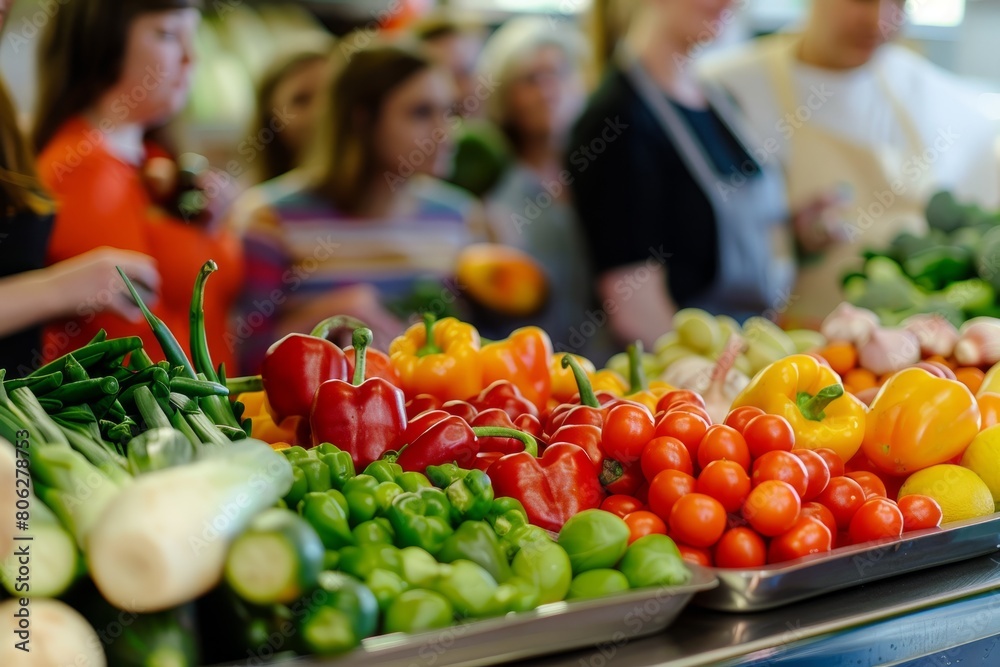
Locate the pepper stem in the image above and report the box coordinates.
[189,260,219,383]
[796,384,844,422]
[627,341,648,394]
[417,312,443,357]
[310,315,370,339]
[560,355,599,408]
[352,328,373,386]
[598,459,624,486]
[471,427,538,457]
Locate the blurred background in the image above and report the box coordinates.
[4,0,998,170]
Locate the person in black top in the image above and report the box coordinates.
[568,0,838,350]
[0,71,159,377]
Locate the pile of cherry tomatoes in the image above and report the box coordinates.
[599,392,944,568]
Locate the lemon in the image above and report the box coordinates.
[960,426,1000,502]
[898,465,995,524]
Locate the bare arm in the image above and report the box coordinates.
[0,248,160,339]
[597,261,676,350]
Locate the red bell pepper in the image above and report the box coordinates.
[262,315,364,422]
[441,399,479,423]
[474,451,503,471]
[345,345,401,386]
[488,443,606,532]
[547,423,623,485]
[395,417,539,472]
[514,413,544,441]
[405,394,442,420]
[397,410,451,449]
[471,409,525,454]
[309,328,407,468]
[470,380,539,420]
[603,461,644,497]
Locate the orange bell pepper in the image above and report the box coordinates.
[389,314,484,402]
[861,368,980,476]
[731,354,867,463]
[481,326,553,410]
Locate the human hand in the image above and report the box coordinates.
[52,247,161,322]
[793,186,853,254]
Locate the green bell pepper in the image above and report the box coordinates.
[482,575,540,616]
[387,492,454,555]
[557,509,630,574]
[443,469,494,522]
[437,521,511,583]
[323,550,340,570]
[397,471,433,493]
[374,482,405,516]
[284,465,309,510]
[338,543,402,581]
[487,497,529,538]
[298,572,378,656]
[383,589,454,634]
[434,560,499,618]
[342,474,379,525]
[416,487,452,521]
[299,492,354,550]
[399,546,442,589]
[366,568,409,614]
[426,463,468,488]
[568,569,630,600]
[353,518,394,545]
[315,443,356,490]
[364,460,404,484]
[511,541,572,605]
[282,445,311,464]
[299,458,332,493]
[503,524,552,561]
[616,535,690,589]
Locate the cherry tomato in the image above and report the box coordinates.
[723,406,765,434]
[669,493,728,548]
[790,449,831,501]
[845,471,887,499]
[751,451,809,498]
[696,460,751,513]
[714,527,767,569]
[654,411,709,462]
[742,480,801,537]
[600,494,644,519]
[813,448,845,477]
[768,516,833,563]
[634,481,650,506]
[656,390,706,413]
[848,497,904,545]
[602,404,655,463]
[800,501,838,539]
[815,476,866,530]
[641,436,694,480]
[897,494,943,532]
[743,414,795,459]
[677,543,713,567]
[697,425,751,472]
[623,510,667,544]
[647,470,695,522]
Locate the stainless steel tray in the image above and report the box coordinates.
[265,567,717,667]
[692,512,1000,612]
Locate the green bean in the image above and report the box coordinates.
[27,337,142,378]
[45,377,119,405]
[117,268,196,379]
[189,260,220,383]
[169,376,229,398]
[3,371,64,395]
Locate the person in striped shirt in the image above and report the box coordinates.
[231,42,487,372]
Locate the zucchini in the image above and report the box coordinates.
[224,508,324,605]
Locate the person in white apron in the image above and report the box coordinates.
[702,0,1000,327]
[566,0,797,350]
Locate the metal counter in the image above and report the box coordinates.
[513,553,1000,666]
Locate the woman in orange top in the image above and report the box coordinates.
[34,0,244,373]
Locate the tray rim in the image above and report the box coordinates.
[693,511,1000,580]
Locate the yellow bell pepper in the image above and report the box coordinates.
[550,354,597,403]
[389,314,484,401]
[978,360,1000,397]
[861,368,980,476]
[731,354,867,463]
[237,391,301,446]
[481,326,553,409]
